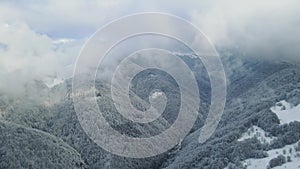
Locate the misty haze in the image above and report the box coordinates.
[0,0,300,169]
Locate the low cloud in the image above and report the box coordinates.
[0,0,299,98]
[0,22,83,97]
[189,0,300,62]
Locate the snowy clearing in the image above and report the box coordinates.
[270,100,300,124]
[238,126,276,144]
[242,141,300,169]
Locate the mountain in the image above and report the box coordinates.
[0,120,86,169]
[0,49,299,169]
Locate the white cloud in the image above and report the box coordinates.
[0,0,299,96]
[0,21,84,96]
[189,0,300,61]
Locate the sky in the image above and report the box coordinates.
[0,0,299,96]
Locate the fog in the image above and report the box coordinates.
[0,0,299,98]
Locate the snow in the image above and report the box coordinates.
[150,91,164,99]
[172,52,198,58]
[242,141,300,169]
[271,100,300,124]
[44,78,64,88]
[273,161,300,169]
[238,126,276,144]
[230,100,300,169]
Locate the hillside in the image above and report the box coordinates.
[0,120,86,169]
[0,52,299,169]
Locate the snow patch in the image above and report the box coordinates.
[238,126,276,144]
[150,91,163,99]
[172,52,198,58]
[242,141,300,169]
[271,100,300,124]
[44,78,64,88]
